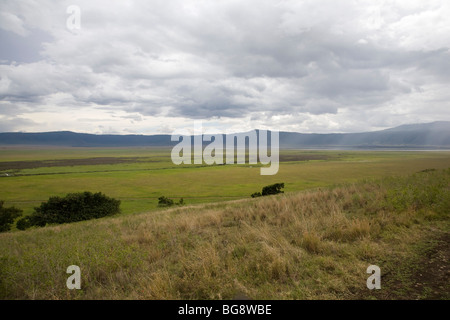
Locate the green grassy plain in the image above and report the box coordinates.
[1,148,450,218]
[0,167,448,299]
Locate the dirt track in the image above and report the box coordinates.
[355,232,450,300]
[0,157,145,170]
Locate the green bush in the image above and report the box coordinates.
[158,196,174,207]
[0,201,23,232]
[21,192,120,229]
[16,216,31,230]
[158,196,185,207]
[251,183,285,198]
[262,183,285,196]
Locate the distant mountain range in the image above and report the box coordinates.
[0,121,449,149]
[279,121,450,149]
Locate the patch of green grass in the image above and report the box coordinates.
[1,149,450,219]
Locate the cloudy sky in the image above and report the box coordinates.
[0,0,449,134]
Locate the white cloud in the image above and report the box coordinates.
[0,12,29,36]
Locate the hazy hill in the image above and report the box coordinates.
[279,121,450,149]
[0,121,449,149]
[0,131,171,147]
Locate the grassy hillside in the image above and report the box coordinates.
[0,168,448,299]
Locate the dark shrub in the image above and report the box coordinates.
[23,192,120,228]
[0,201,23,232]
[16,216,31,230]
[262,183,285,196]
[158,196,185,207]
[158,196,174,207]
[251,183,285,198]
